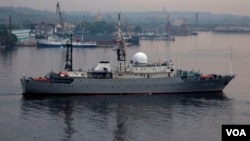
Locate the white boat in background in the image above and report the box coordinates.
[139,32,175,41]
[37,37,65,48]
[37,36,97,48]
[36,2,97,48]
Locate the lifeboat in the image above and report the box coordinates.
[33,77,48,81]
[200,74,213,80]
[58,72,68,77]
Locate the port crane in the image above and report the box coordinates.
[163,7,170,32]
[56,2,65,31]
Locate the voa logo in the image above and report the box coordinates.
[226,129,246,136]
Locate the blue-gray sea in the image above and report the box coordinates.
[0,32,249,141]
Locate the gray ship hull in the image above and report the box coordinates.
[21,13,235,96]
[21,75,234,96]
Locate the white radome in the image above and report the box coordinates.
[133,52,148,64]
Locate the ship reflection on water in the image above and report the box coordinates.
[21,93,232,141]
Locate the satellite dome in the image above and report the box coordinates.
[133,52,148,64]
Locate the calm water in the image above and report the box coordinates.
[0,32,250,141]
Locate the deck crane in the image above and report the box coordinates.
[56,2,64,31]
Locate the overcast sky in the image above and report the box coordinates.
[1,0,249,16]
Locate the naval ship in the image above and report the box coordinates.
[20,14,235,96]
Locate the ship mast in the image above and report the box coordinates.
[64,34,73,71]
[116,13,126,72]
